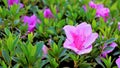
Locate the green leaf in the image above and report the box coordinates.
[4,28,11,36]
[28,33,34,42]
[92,19,97,29]
[35,42,44,57]
[12,64,20,68]
[79,63,92,68]
[1,61,7,68]
[101,57,112,68]
[95,57,105,68]
[2,0,8,7]
[47,27,56,35]
[105,38,116,45]
[56,19,65,28]
[49,58,58,68]
[103,46,113,52]
[12,36,19,49]
[2,50,10,65]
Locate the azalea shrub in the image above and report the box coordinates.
[0,0,120,68]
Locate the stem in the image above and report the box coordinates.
[74,61,78,68]
[29,64,32,68]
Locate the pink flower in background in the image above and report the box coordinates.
[101,42,117,57]
[63,22,98,55]
[96,7,109,21]
[89,1,97,8]
[89,1,110,22]
[82,5,87,11]
[44,8,54,18]
[118,22,120,31]
[116,56,120,68]
[23,14,41,32]
[8,0,24,8]
[42,45,48,57]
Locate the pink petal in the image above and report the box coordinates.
[83,33,98,48]
[63,39,81,54]
[23,16,30,24]
[20,3,24,8]
[96,4,104,9]
[42,45,48,57]
[116,56,120,68]
[77,45,92,55]
[89,1,97,8]
[118,22,120,31]
[82,5,87,11]
[22,14,41,32]
[44,8,54,18]
[105,42,117,54]
[8,0,20,7]
[63,25,76,42]
[76,22,92,37]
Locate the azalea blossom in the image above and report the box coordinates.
[44,8,54,18]
[101,42,117,57]
[89,1,110,21]
[89,1,97,9]
[23,14,41,32]
[8,0,24,8]
[116,56,120,68]
[63,22,98,55]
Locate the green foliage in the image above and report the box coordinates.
[0,0,120,68]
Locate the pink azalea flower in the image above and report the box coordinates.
[116,56,120,68]
[44,8,54,18]
[96,7,109,21]
[63,22,98,55]
[89,1,97,9]
[23,14,41,32]
[89,1,110,22]
[101,42,117,57]
[42,45,48,57]
[8,0,24,8]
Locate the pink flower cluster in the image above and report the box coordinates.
[23,14,41,32]
[89,1,110,21]
[22,8,54,32]
[8,0,24,8]
[63,22,98,55]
